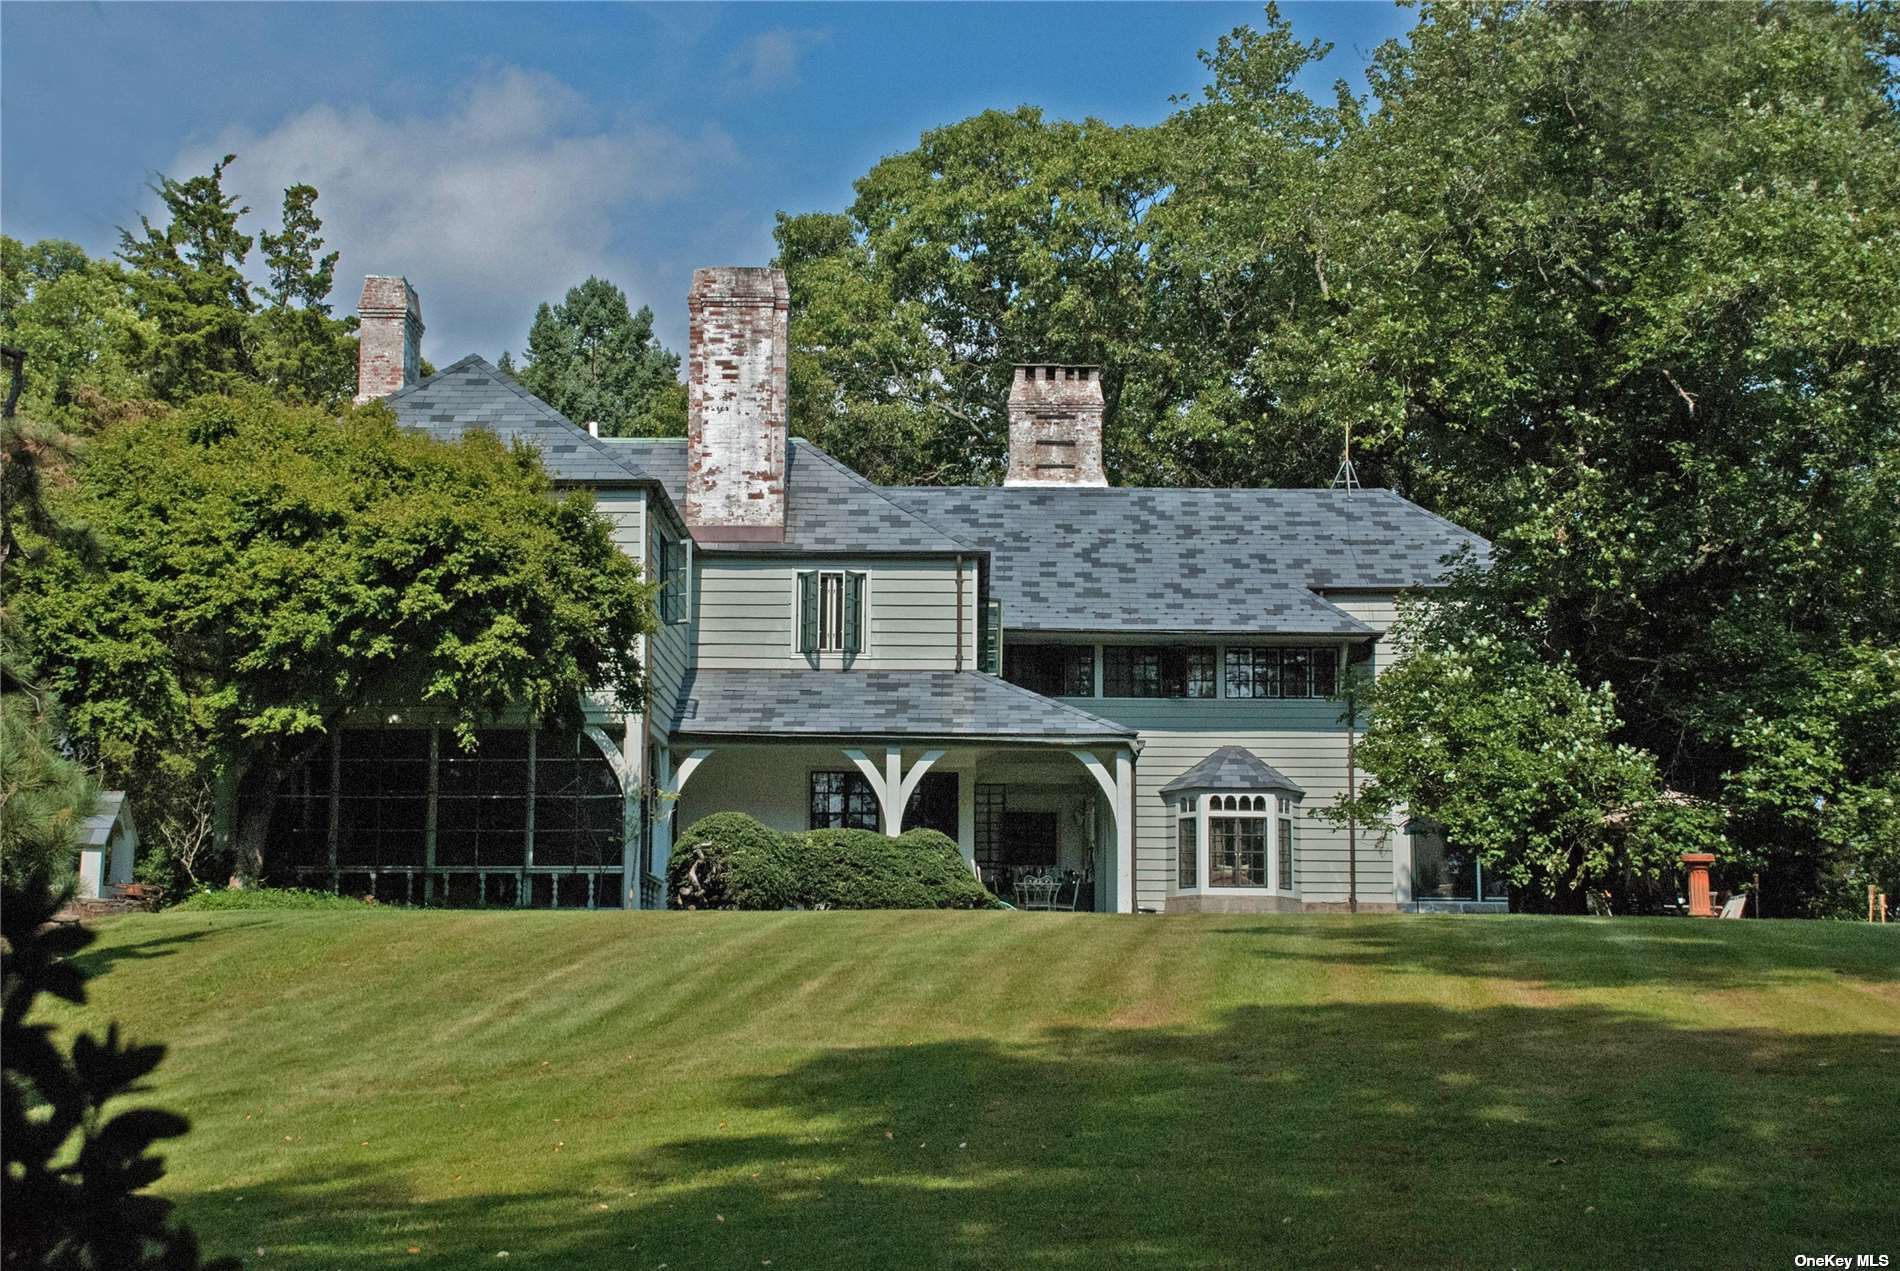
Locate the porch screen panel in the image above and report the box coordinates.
[974,784,1007,870]
[436,730,531,868]
[334,729,429,869]
[533,730,623,869]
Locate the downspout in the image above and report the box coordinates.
[954,555,965,672]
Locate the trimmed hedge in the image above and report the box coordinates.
[668,814,997,911]
[173,886,375,911]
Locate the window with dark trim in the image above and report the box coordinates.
[657,537,686,625]
[798,570,866,657]
[1102,646,1215,698]
[1003,643,1095,697]
[1177,803,1198,888]
[809,771,880,830]
[1209,816,1267,887]
[1224,646,1341,699]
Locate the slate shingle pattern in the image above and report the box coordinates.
[666,669,1137,741]
[1160,745,1305,796]
[887,486,1489,635]
[384,355,654,485]
[606,439,976,555]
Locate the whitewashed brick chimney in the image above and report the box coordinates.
[354,275,424,403]
[1005,364,1107,487]
[686,266,789,542]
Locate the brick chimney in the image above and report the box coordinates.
[354,276,424,403]
[1005,364,1107,487]
[687,267,789,542]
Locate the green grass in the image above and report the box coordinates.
[46,911,1899,1269]
[171,886,376,911]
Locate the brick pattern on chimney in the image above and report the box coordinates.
[354,276,424,403]
[687,267,790,541]
[1005,364,1107,487]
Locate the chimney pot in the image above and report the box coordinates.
[354,276,424,403]
[1005,362,1107,487]
[687,267,790,541]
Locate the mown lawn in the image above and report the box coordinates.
[45,911,1900,1269]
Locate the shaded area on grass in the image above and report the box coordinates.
[173,998,1900,1270]
[1215,914,1900,991]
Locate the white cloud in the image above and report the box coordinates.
[722,28,829,97]
[170,67,737,362]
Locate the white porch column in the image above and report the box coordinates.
[842,745,944,836]
[1073,747,1135,914]
[651,746,713,893]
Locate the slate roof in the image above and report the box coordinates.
[887,486,1489,635]
[79,791,129,847]
[665,669,1137,742]
[605,438,977,555]
[384,356,655,485]
[1160,746,1305,796]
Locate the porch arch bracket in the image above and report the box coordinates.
[842,746,945,837]
[1071,747,1136,914]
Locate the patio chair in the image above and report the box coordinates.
[1716,894,1748,919]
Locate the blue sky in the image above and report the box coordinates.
[2,2,1410,361]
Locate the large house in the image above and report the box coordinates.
[268,269,1495,914]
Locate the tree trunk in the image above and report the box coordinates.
[232,764,287,886]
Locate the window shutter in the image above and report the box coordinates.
[844,572,866,656]
[979,599,1003,675]
[797,570,820,655]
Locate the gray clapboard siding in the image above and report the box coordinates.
[694,555,980,671]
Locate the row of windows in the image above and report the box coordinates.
[1177,811,1297,890]
[1003,643,1346,700]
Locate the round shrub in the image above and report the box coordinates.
[804,827,997,910]
[668,812,810,910]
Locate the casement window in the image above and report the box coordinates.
[1223,646,1341,699]
[1277,812,1295,890]
[809,771,881,831]
[979,599,1003,675]
[798,570,866,657]
[657,536,687,625]
[1177,801,1198,888]
[1207,795,1272,888]
[1003,643,1095,697]
[1102,646,1216,699]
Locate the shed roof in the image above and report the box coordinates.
[384,356,656,486]
[665,669,1136,743]
[78,791,129,847]
[888,485,1485,635]
[1160,746,1305,796]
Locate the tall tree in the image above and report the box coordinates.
[252,184,358,406]
[115,155,256,400]
[0,237,154,420]
[516,276,685,436]
[13,389,659,881]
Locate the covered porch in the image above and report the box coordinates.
[653,669,1141,912]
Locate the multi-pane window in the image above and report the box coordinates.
[1277,812,1294,889]
[657,536,686,625]
[1003,643,1095,697]
[1224,646,1341,699]
[809,771,881,830]
[1177,801,1198,888]
[1102,646,1216,698]
[1209,816,1267,887]
[798,571,866,657]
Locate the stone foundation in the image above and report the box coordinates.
[1164,893,1305,914]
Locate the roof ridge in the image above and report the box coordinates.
[1372,487,1492,550]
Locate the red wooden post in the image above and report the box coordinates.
[1681,852,1716,918]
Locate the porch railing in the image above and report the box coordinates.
[292,864,627,909]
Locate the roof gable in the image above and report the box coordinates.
[384,355,655,485]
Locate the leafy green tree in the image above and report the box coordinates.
[0,236,154,420]
[14,389,659,881]
[516,276,684,436]
[1329,597,1722,909]
[115,154,258,401]
[0,669,98,900]
[2,867,238,1269]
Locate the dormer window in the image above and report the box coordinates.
[798,570,865,658]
